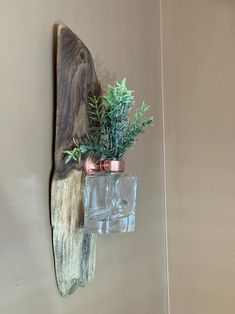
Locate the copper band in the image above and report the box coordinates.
[98,160,125,172]
[84,158,125,174]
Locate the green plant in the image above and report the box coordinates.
[64,79,154,164]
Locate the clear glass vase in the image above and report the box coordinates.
[83,171,137,235]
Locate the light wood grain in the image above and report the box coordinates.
[51,169,97,296]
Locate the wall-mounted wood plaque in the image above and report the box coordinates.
[50,23,101,296]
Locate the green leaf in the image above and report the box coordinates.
[65,154,73,164]
[63,150,72,155]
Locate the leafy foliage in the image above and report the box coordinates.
[64,79,154,163]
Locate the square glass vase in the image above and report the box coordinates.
[83,172,137,235]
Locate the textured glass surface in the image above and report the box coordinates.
[84,172,137,235]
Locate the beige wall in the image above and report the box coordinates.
[0,1,167,314]
[162,1,235,313]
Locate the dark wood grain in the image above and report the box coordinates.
[51,24,101,296]
[54,24,101,179]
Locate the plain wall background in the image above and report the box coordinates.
[162,1,235,313]
[0,1,167,314]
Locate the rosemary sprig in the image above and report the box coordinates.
[64,79,154,163]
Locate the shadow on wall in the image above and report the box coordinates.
[93,54,117,91]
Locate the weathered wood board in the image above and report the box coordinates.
[51,24,101,296]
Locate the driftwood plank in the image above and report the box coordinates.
[51,24,101,296]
